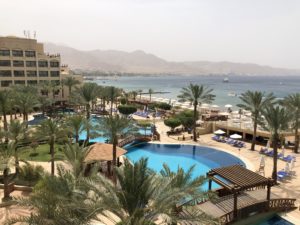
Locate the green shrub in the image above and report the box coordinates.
[118,105,137,115]
[164,118,181,131]
[17,164,45,186]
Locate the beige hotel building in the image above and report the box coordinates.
[0,36,82,101]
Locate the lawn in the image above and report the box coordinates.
[19,144,65,162]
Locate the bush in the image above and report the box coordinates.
[17,164,45,186]
[120,97,127,105]
[164,118,181,131]
[175,110,197,130]
[157,102,171,110]
[118,105,137,115]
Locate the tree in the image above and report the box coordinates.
[35,119,67,176]
[282,93,300,153]
[176,110,196,131]
[37,96,53,116]
[66,114,86,143]
[76,83,98,143]
[138,89,143,100]
[118,105,137,116]
[14,91,38,123]
[98,115,133,166]
[0,143,15,201]
[178,84,215,141]
[7,120,28,174]
[164,118,181,131]
[87,158,213,225]
[148,88,154,101]
[63,76,80,99]
[0,90,11,142]
[157,102,171,110]
[237,91,275,150]
[261,105,290,183]
[106,86,122,115]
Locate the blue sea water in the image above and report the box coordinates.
[93,75,300,109]
[125,143,245,189]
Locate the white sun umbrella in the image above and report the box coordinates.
[260,155,265,167]
[225,104,233,108]
[219,112,230,116]
[174,102,182,107]
[156,97,163,102]
[214,129,226,135]
[162,98,170,103]
[196,119,203,125]
[171,99,177,103]
[230,133,242,139]
[201,103,210,108]
[285,162,290,173]
[211,104,219,108]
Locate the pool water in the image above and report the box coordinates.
[78,117,153,143]
[125,143,245,189]
[256,215,294,225]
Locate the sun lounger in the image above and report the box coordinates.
[282,155,295,163]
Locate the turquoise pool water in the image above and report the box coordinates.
[125,143,245,189]
[78,117,153,143]
[256,214,294,225]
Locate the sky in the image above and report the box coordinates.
[1,0,300,69]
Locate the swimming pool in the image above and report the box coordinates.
[125,143,245,189]
[256,214,294,225]
[78,117,153,143]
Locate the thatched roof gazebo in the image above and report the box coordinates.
[84,143,127,176]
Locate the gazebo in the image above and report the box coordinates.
[84,143,127,176]
[196,165,296,224]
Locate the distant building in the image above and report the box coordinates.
[0,36,82,101]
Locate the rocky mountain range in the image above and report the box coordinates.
[44,43,299,76]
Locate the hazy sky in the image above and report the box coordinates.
[1,0,300,69]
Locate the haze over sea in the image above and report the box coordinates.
[93,75,300,109]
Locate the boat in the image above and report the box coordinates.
[223,77,229,83]
[228,91,237,97]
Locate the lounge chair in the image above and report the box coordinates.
[282,155,295,163]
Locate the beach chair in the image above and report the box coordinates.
[282,155,295,163]
[265,150,274,157]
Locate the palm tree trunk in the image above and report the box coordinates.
[110,100,113,116]
[294,119,299,153]
[86,103,90,143]
[15,147,19,175]
[251,117,258,151]
[68,86,72,98]
[3,112,8,143]
[50,140,55,176]
[75,131,79,143]
[193,103,197,142]
[272,135,278,183]
[112,140,117,167]
[3,168,10,201]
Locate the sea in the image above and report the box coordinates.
[91,75,300,110]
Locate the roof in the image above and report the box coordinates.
[84,143,127,163]
[207,165,272,191]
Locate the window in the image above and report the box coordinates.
[0,70,12,77]
[50,71,60,77]
[14,70,25,77]
[39,71,48,77]
[26,61,36,67]
[13,60,24,67]
[28,80,38,85]
[27,71,37,77]
[0,49,10,56]
[1,80,12,87]
[25,50,36,57]
[14,80,25,85]
[50,61,59,67]
[0,60,11,66]
[38,60,48,67]
[12,50,23,57]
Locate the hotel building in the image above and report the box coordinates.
[0,36,82,101]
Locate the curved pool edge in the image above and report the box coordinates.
[148,141,255,171]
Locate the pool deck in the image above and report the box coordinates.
[153,120,300,224]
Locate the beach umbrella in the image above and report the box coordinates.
[225,104,232,108]
[219,112,230,116]
[281,146,285,157]
[214,129,226,135]
[284,162,290,173]
[211,104,219,108]
[156,97,163,102]
[260,156,265,167]
[230,133,242,139]
[201,103,210,107]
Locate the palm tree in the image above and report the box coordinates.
[0,143,15,201]
[63,76,80,98]
[106,86,121,115]
[87,158,213,225]
[148,88,154,101]
[98,115,133,166]
[138,89,143,100]
[61,143,90,180]
[37,96,53,116]
[0,90,11,141]
[66,114,86,143]
[261,105,290,183]
[178,84,215,142]
[7,120,28,174]
[76,83,98,143]
[282,93,300,153]
[14,92,38,122]
[237,91,275,150]
[35,119,67,176]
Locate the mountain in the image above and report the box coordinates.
[44,43,299,76]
